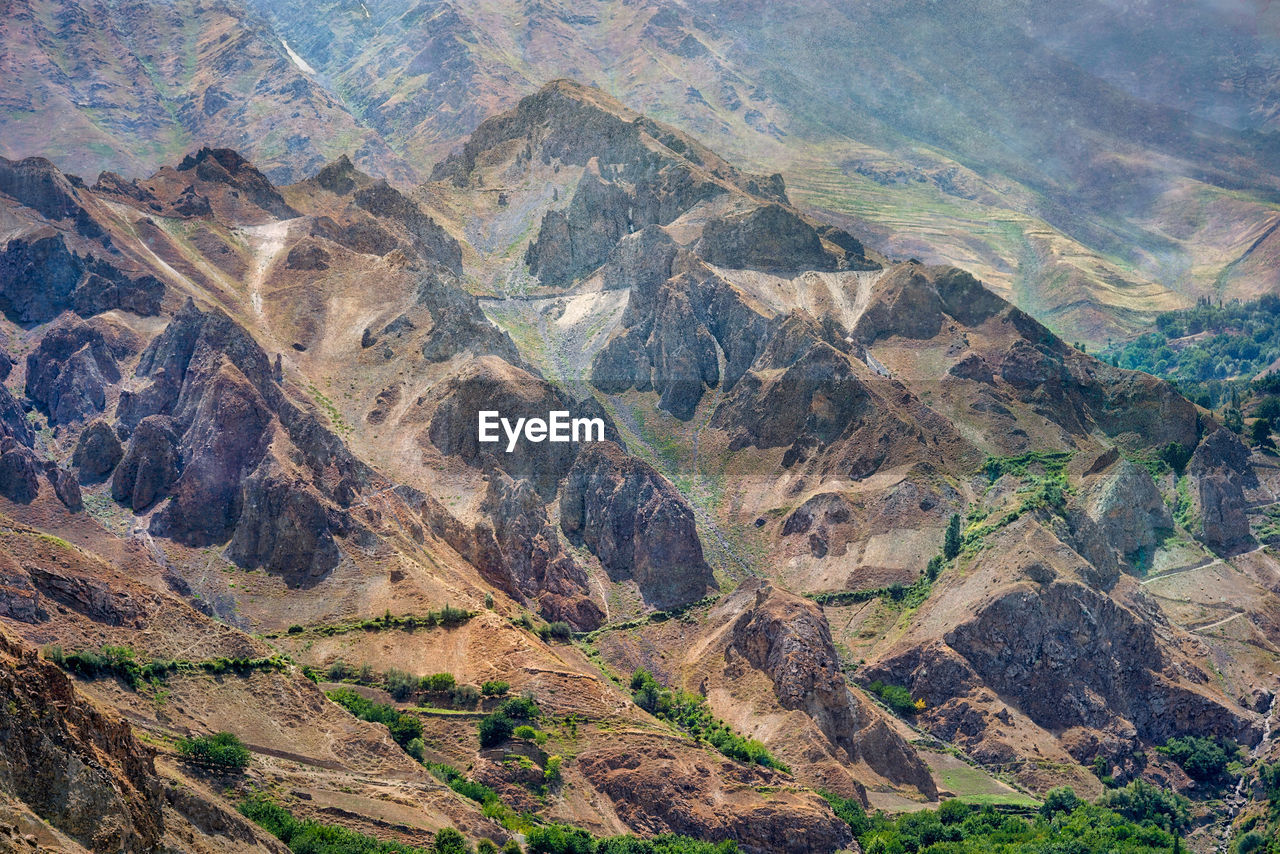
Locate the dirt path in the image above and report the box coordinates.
[239,219,296,324]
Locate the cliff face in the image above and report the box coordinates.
[560,441,714,610]
[0,627,285,854]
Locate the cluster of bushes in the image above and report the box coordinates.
[425,762,538,831]
[525,825,737,854]
[44,644,288,689]
[478,696,542,748]
[865,680,924,717]
[512,613,573,643]
[327,687,425,759]
[319,664,498,709]
[239,796,443,854]
[283,607,475,639]
[629,670,788,772]
[175,731,251,771]
[1156,735,1240,783]
[826,783,1186,853]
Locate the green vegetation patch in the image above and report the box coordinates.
[629,669,788,772]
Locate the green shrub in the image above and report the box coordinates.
[1041,786,1082,816]
[478,713,514,748]
[513,725,539,741]
[239,796,429,853]
[498,696,540,721]
[432,828,472,854]
[451,684,481,708]
[327,688,423,754]
[943,513,962,560]
[421,673,457,692]
[866,680,920,716]
[176,731,250,771]
[386,668,418,701]
[1157,735,1236,782]
[481,681,510,697]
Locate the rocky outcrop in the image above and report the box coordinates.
[225,462,340,586]
[0,443,42,503]
[44,461,83,511]
[415,472,605,629]
[577,735,851,854]
[111,416,181,512]
[1189,427,1256,555]
[1083,458,1172,563]
[416,272,521,364]
[25,317,121,425]
[426,356,606,499]
[175,147,297,219]
[0,383,33,448]
[560,441,713,609]
[285,239,330,271]
[353,179,463,273]
[117,300,361,578]
[867,573,1261,759]
[592,252,771,419]
[526,162,639,286]
[0,156,99,234]
[730,584,936,795]
[698,204,837,272]
[73,419,124,480]
[0,627,165,852]
[0,233,164,324]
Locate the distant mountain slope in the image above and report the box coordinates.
[0,0,410,184]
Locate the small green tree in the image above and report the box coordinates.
[478,713,514,748]
[943,513,962,560]
[433,827,472,854]
[1253,417,1275,448]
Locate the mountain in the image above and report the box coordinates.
[8,4,1280,850]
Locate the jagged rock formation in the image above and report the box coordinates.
[25,318,121,426]
[576,737,852,854]
[73,419,124,480]
[729,584,937,796]
[560,441,714,609]
[1189,427,1257,555]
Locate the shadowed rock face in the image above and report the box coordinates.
[698,204,837,272]
[1189,427,1256,555]
[560,441,714,609]
[1083,458,1172,564]
[0,233,164,324]
[111,416,181,513]
[25,317,121,426]
[730,583,937,796]
[115,299,369,581]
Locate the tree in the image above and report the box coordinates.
[1040,786,1081,816]
[943,513,962,560]
[433,827,473,854]
[1252,417,1275,448]
[478,713,514,748]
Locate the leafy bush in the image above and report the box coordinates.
[481,681,510,697]
[176,732,250,771]
[451,684,481,708]
[421,673,457,693]
[866,680,921,716]
[432,828,472,854]
[1041,786,1082,816]
[513,725,539,741]
[1157,735,1237,782]
[1098,779,1192,831]
[498,695,541,721]
[386,668,418,701]
[478,713,514,748]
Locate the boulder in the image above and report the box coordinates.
[73,419,124,479]
[0,444,43,503]
[226,462,340,586]
[1189,428,1256,555]
[698,204,837,272]
[111,416,181,512]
